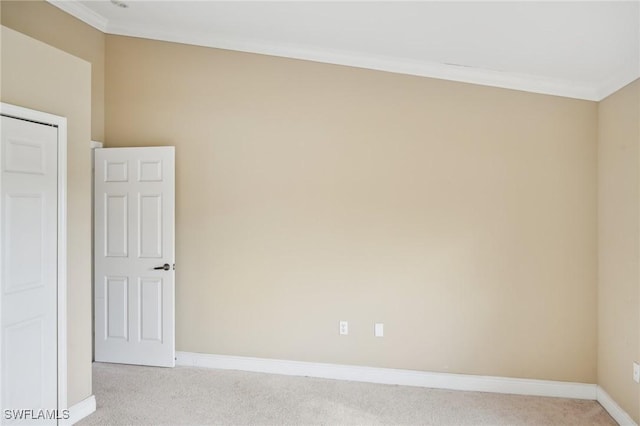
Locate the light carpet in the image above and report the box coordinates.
[80,362,616,425]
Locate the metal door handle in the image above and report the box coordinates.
[154,263,171,271]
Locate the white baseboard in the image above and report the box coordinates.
[596,386,637,426]
[176,351,596,400]
[63,394,96,426]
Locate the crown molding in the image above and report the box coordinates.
[106,22,604,101]
[47,0,638,102]
[594,64,640,102]
[47,0,108,33]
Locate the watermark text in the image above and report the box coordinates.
[3,409,70,421]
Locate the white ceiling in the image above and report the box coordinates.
[50,1,640,100]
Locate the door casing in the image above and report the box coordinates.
[0,102,68,415]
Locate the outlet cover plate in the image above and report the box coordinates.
[633,362,639,383]
[374,323,384,337]
[339,320,348,336]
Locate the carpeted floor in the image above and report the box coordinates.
[80,362,616,425]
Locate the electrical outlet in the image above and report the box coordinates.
[374,323,384,337]
[339,320,348,335]
[633,362,639,383]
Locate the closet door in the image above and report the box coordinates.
[1,115,58,424]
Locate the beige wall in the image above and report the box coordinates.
[1,26,93,406]
[598,78,640,423]
[1,0,105,142]
[105,35,598,383]
[7,3,640,415]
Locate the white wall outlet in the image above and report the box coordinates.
[374,323,384,337]
[633,361,640,383]
[339,320,348,335]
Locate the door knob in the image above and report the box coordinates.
[154,263,171,271]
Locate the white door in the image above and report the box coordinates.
[1,116,58,423]
[94,147,175,367]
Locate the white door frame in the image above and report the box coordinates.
[0,102,68,414]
